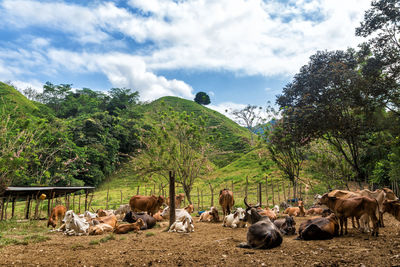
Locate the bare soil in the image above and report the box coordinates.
[1,214,400,267]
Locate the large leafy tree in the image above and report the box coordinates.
[356,0,400,114]
[277,49,380,184]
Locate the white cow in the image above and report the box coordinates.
[115,204,130,216]
[84,211,98,220]
[222,208,247,228]
[62,210,90,236]
[161,206,193,223]
[168,217,194,233]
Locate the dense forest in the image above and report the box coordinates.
[1,0,399,198]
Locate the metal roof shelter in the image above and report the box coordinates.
[0,186,95,220]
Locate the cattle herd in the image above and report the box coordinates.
[47,187,400,250]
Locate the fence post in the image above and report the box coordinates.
[245,176,249,198]
[137,186,140,195]
[88,192,94,210]
[11,197,16,219]
[201,190,203,210]
[271,180,275,206]
[287,183,291,202]
[197,187,200,212]
[120,191,123,205]
[106,187,110,210]
[154,184,156,196]
[258,183,262,206]
[72,194,75,212]
[209,183,214,207]
[231,181,234,195]
[277,182,281,204]
[169,171,176,229]
[78,194,81,214]
[0,198,4,220]
[282,181,287,202]
[265,176,269,206]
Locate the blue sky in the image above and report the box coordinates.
[0,0,371,119]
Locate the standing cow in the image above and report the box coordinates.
[47,205,67,228]
[219,189,234,218]
[166,193,185,208]
[129,195,164,216]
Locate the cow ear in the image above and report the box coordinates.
[234,213,238,218]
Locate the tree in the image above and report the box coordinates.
[231,105,265,146]
[276,49,381,185]
[136,105,217,203]
[356,0,400,114]
[194,92,211,105]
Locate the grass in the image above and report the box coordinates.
[145,232,155,237]
[89,240,100,246]
[100,233,115,243]
[71,244,85,250]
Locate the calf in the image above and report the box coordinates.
[199,207,220,222]
[184,204,194,214]
[238,198,282,249]
[306,207,324,216]
[219,189,234,218]
[62,210,90,236]
[297,213,339,240]
[166,193,185,208]
[223,208,246,228]
[153,209,164,221]
[273,216,296,235]
[123,211,156,230]
[169,217,194,233]
[114,218,145,234]
[283,200,305,217]
[272,205,280,214]
[47,205,67,228]
[96,209,115,217]
[319,193,379,236]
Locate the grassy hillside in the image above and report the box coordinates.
[142,96,253,167]
[0,82,39,116]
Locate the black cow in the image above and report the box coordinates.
[123,211,156,230]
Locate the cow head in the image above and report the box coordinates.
[322,208,332,217]
[383,188,399,201]
[243,197,263,224]
[96,209,107,217]
[210,207,220,222]
[318,193,333,206]
[62,210,75,224]
[157,195,165,205]
[161,206,169,218]
[47,218,56,228]
[281,216,296,235]
[136,218,145,229]
[234,208,246,221]
[383,199,400,217]
[298,200,304,207]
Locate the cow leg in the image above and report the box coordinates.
[339,218,344,236]
[370,212,379,237]
[344,218,348,235]
[379,212,384,227]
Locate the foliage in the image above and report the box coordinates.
[136,104,218,203]
[194,92,211,105]
[231,105,264,146]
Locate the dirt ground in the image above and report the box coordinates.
[1,214,400,267]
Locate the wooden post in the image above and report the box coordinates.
[137,186,140,195]
[271,180,275,206]
[209,183,214,207]
[72,194,75,212]
[84,190,89,211]
[33,195,39,220]
[88,192,94,210]
[154,184,156,196]
[120,191,123,205]
[282,181,287,202]
[277,182,281,204]
[29,194,34,219]
[169,171,176,229]
[197,187,200,212]
[11,197,16,219]
[4,195,11,220]
[64,193,67,208]
[231,181,234,195]
[67,194,70,210]
[0,198,4,220]
[265,176,269,206]
[201,190,203,210]
[25,195,30,219]
[288,183,291,201]
[78,194,81,214]
[106,187,110,210]
[144,185,147,195]
[245,176,249,198]
[258,183,262,206]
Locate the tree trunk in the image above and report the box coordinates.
[182,184,192,204]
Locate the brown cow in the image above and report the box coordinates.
[296,213,339,240]
[383,199,400,221]
[199,207,220,222]
[219,189,234,218]
[258,207,277,221]
[166,193,185,208]
[153,209,164,221]
[328,189,361,228]
[283,200,305,217]
[318,193,379,236]
[47,205,67,228]
[88,214,118,235]
[114,218,145,234]
[129,195,164,216]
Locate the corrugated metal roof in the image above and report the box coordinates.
[1,186,95,198]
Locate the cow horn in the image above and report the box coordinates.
[254,203,261,208]
[244,197,250,208]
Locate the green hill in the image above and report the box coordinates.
[0,82,39,116]
[142,96,253,167]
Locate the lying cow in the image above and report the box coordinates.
[273,216,296,235]
[272,205,280,214]
[296,213,339,240]
[161,206,193,223]
[223,208,246,228]
[84,211,98,220]
[123,211,156,230]
[169,216,194,233]
[61,210,90,236]
[153,209,164,221]
[238,198,282,249]
[283,200,305,217]
[319,193,379,236]
[89,214,118,235]
[383,199,400,221]
[47,205,67,228]
[306,207,324,216]
[199,207,220,222]
[115,204,130,216]
[96,209,115,217]
[129,195,164,216]
[184,204,194,214]
[114,218,145,234]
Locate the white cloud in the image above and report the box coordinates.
[10,79,43,93]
